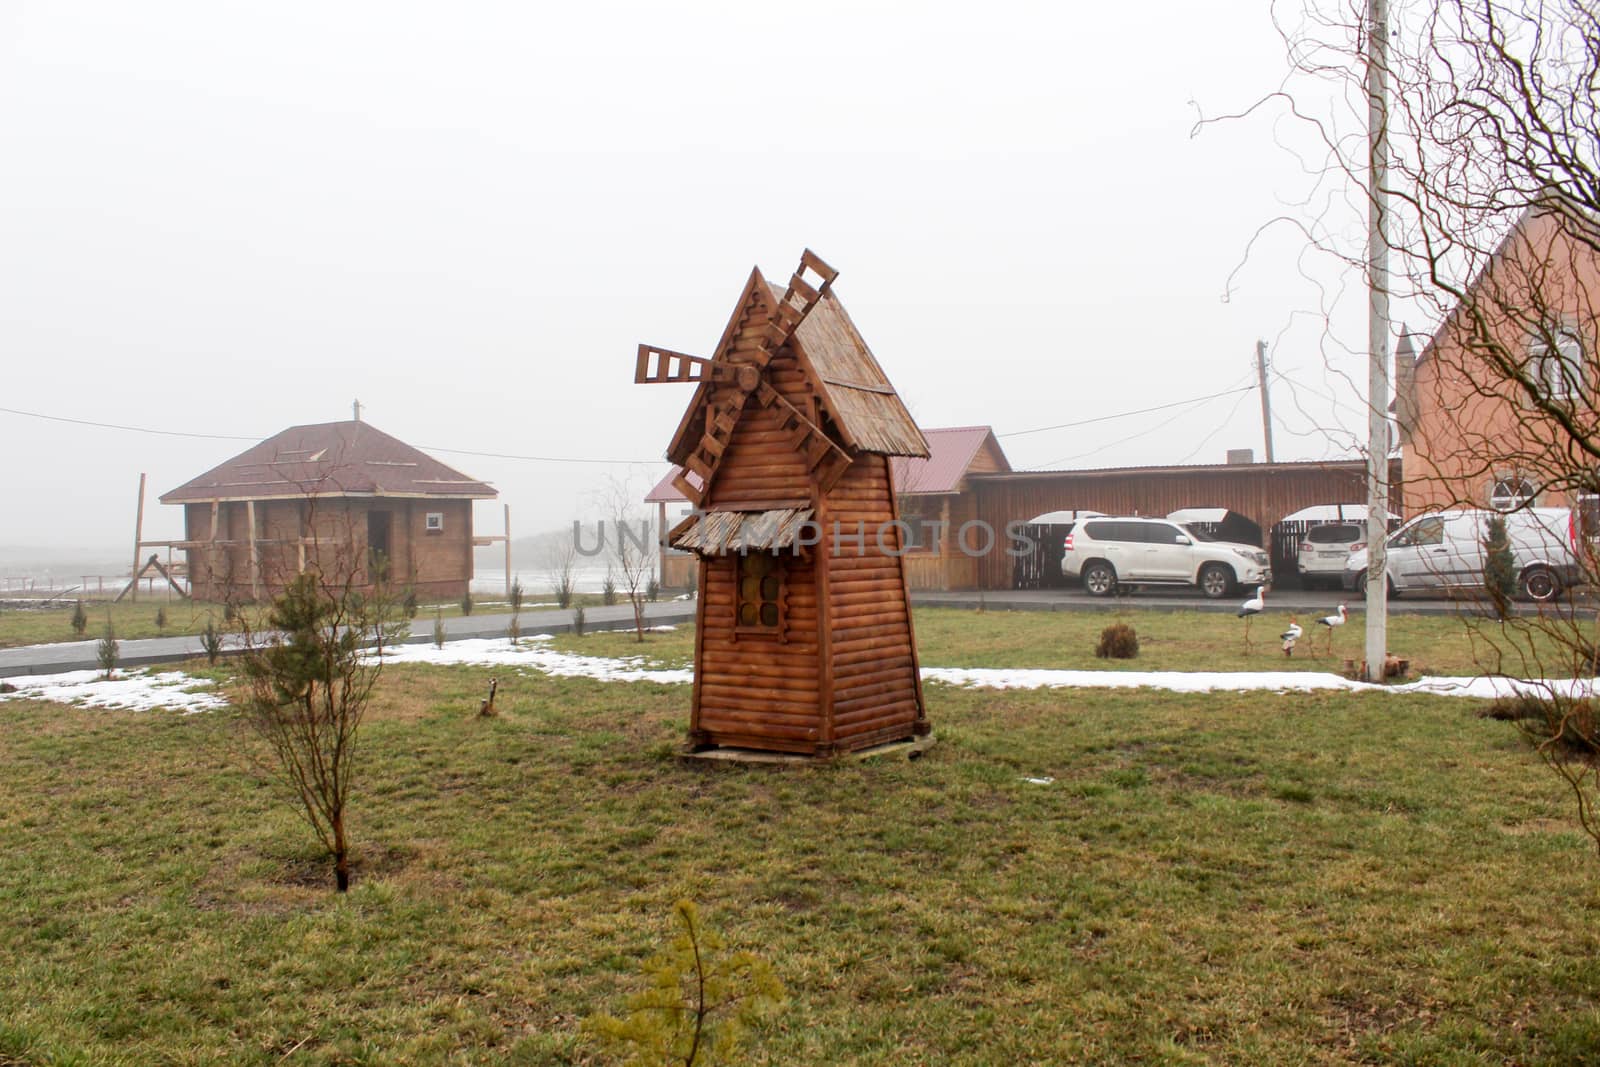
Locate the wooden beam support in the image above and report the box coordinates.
[128,473,147,603]
[246,499,260,601]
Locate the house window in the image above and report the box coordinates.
[1531,324,1586,401]
[1489,475,1536,511]
[736,553,783,630]
[425,512,444,532]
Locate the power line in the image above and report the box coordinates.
[0,405,659,466]
[417,444,657,465]
[998,385,1255,440]
[1029,389,1240,469]
[0,405,258,442]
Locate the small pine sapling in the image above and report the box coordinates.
[433,608,447,650]
[602,573,617,606]
[155,606,168,633]
[71,600,88,636]
[1483,513,1517,620]
[646,576,661,602]
[201,619,224,665]
[573,604,586,637]
[509,578,525,613]
[586,900,785,1067]
[97,619,120,679]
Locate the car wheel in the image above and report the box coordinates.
[1359,575,1399,599]
[1082,562,1117,597]
[1198,563,1233,600]
[1521,566,1560,603]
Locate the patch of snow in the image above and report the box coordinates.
[920,666,1595,700]
[0,668,227,714]
[379,637,693,685]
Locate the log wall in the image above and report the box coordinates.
[821,453,924,751]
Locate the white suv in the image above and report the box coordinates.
[1061,517,1273,599]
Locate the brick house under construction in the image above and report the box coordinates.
[160,419,496,601]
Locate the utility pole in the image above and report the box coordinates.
[1363,0,1391,683]
[1255,340,1275,463]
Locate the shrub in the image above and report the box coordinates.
[553,575,575,609]
[1482,694,1600,756]
[460,590,474,617]
[433,609,447,650]
[1095,622,1139,659]
[154,606,168,633]
[402,587,419,619]
[602,574,617,606]
[223,599,238,624]
[509,578,525,614]
[97,621,119,679]
[71,600,88,636]
[200,619,224,665]
[646,577,660,602]
[573,604,586,637]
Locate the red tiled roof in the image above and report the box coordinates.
[891,426,1009,494]
[159,420,496,503]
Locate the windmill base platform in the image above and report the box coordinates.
[679,735,935,766]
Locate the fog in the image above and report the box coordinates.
[0,1,1387,569]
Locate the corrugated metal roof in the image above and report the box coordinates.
[669,508,815,554]
[645,467,702,503]
[977,458,1373,480]
[891,426,1008,494]
[159,421,496,503]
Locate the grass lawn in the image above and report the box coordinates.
[0,593,626,650]
[561,605,1578,679]
[5,617,1600,1063]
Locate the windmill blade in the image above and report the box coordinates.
[770,249,839,345]
[635,344,729,385]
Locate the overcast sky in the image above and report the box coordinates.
[0,1,1388,558]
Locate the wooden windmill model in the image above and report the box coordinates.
[636,251,932,757]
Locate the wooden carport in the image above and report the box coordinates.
[970,459,1404,589]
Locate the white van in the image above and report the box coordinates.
[1344,507,1580,602]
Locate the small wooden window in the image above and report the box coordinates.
[736,552,784,632]
[425,512,444,532]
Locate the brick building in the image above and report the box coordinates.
[161,419,496,601]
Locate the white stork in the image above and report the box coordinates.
[1237,586,1266,652]
[1315,603,1348,654]
[1280,618,1302,658]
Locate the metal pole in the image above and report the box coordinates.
[1255,340,1275,463]
[1364,0,1391,683]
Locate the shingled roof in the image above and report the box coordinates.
[774,281,928,458]
[160,420,496,504]
[665,268,928,470]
